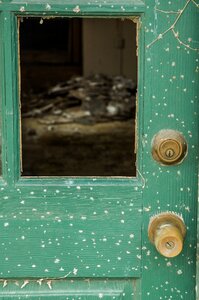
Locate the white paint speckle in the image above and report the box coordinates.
[73,5,80,13]
[45,3,51,10]
[73,268,78,275]
[20,6,25,12]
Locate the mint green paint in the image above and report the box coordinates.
[0,279,141,299]
[0,0,198,299]
[0,0,145,15]
[0,184,142,278]
[141,1,199,299]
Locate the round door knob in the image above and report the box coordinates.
[152,130,187,165]
[148,212,186,258]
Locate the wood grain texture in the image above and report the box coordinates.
[0,0,145,15]
[141,1,199,299]
[0,185,142,278]
[0,0,198,299]
[0,279,140,299]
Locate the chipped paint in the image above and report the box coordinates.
[73,5,81,13]
[0,184,142,278]
[0,278,140,298]
[147,0,199,51]
[0,0,198,299]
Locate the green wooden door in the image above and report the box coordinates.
[0,0,198,299]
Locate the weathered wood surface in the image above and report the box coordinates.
[0,185,142,278]
[0,0,198,299]
[0,279,139,299]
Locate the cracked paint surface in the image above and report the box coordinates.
[0,0,198,299]
[0,185,142,278]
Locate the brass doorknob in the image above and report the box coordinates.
[148,212,186,258]
[152,130,187,165]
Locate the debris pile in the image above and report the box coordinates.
[22,74,136,124]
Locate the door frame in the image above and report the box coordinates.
[0,1,198,299]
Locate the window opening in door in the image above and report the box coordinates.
[20,17,137,177]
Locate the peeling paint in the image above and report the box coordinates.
[0,0,197,299]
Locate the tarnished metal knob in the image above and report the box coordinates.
[148,212,186,258]
[152,130,187,165]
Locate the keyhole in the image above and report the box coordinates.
[165,148,175,158]
[165,241,175,250]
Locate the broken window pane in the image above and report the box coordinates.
[20,17,137,177]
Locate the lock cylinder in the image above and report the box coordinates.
[152,130,187,165]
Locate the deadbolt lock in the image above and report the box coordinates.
[152,130,187,165]
[148,212,186,258]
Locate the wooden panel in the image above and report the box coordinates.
[0,18,2,176]
[0,0,145,15]
[0,184,142,278]
[0,1,198,299]
[0,279,140,299]
[141,1,199,299]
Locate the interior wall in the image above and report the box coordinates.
[83,18,137,82]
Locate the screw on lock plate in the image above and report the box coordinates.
[152,129,187,165]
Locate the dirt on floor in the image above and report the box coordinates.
[22,117,136,177]
[21,74,137,177]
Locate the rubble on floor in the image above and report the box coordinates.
[22,74,137,124]
[21,74,136,176]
